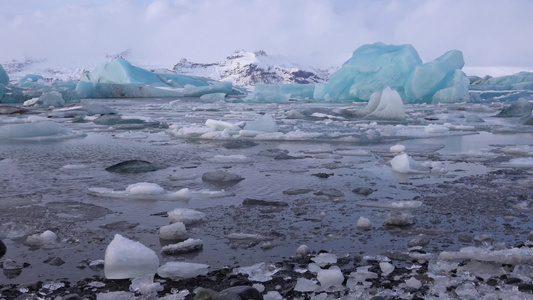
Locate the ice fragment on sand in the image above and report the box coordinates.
[234,262,279,282]
[311,253,337,267]
[104,234,159,279]
[297,244,310,257]
[317,266,344,289]
[157,262,209,280]
[405,277,422,289]
[168,208,206,225]
[379,262,395,276]
[390,153,431,174]
[26,230,59,248]
[439,246,533,264]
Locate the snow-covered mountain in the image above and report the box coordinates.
[2,58,86,83]
[173,50,333,87]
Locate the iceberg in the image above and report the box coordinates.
[315,43,422,102]
[0,64,8,86]
[470,71,533,91]
[76,59,234,98]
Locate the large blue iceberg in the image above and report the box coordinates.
[76,59,234,98]
[247,43,470,104]
[0,64,8,86]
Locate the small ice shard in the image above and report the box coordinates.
[208,154,252,164]
[159,222,188,241]
[96,291,134,300]
[317,266,344,289]
[161,238,203,255]
[390,144,406,153]
[244,114,278,132]
[356,216,372,230]
[168,208,206,225]
[104,234,159,279]
[294,278,319,292]
[157,262,209,280]
[439,246,533,264]
[348,266,378,283]
[384,211,415,227]
[311,253,337,267]
[425,124,449,133]
[405,277,422,289]
[225,233,273,241]
[234,262,279,282]
[379,262,395,276]
[129,274,163,296]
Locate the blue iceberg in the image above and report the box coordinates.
[470,71,533,91]
[0,64,9,86]
[246,43,469,104]
[76,59,234,98]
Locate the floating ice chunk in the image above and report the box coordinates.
[439,246,533,264]
[390,153,430,174]
[0,121,86,141]
[226,233,273,241]
[384,211,415,227]
[244,114,278,133]
[501,145,533,156]
[161,238,203,255]
[201,170,244,183]
[96,291,134,300]
[356,216,372,230]
[26,230,59,248]
[501,157,533,168]
[336,149,372,156]
[168,208,205,225]
[311,253,337,267]
[205,119,240,131]
[23,91,65,108]
[157,262,209,280]
[317,266,344,289]
[61,164,89,170]
[234,262,279,282]
[159,222,188,241]
[126,182,165,195]
[208,154,252,164]
[104,234,159,279]
[88,183,190,201]
[366,87,406,120]
[200,92,226,103]
[379,262,395,276]
[425,124,450,133]
[390,144,406,153]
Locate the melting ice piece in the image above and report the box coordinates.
[234,262,279,282]
[168,208,206,225]
[390,144,406,153]
[26,230,59,248]
[157,262,209,280]
[200,92,226,103]
[390,153,430,174]
[205,119,240,131]
[104,234,159,279]
[357,200,423,209]
[0,121,86,141]
[23,91,65,108]
[356,216,372,230]
[379,262,395,276]
[88,183,190,201]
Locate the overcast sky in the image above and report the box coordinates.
[1,0,532,72]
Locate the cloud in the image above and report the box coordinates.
[0,0,532,70]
